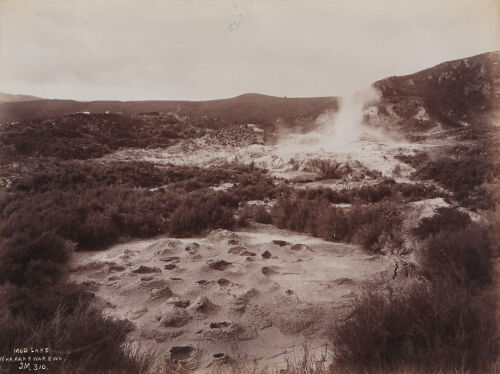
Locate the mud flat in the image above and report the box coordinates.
[70,225,398,371]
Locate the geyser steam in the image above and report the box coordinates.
[277,85,384,154]
[327,86,380,146]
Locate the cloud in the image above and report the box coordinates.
[0,0,499,100]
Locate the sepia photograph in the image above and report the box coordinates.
[0,0,499,373]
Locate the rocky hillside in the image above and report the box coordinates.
[374,51,500,127]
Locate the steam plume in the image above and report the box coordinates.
[277,85,384,155]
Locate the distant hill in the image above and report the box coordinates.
[0,93,338,129]
[1,50,498,128]
[0,92,43,103]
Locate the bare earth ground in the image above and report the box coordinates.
[70,224,400,371]
[100,130,451,185]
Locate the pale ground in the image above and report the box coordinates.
[99,127,451,186]
[70,225,398,371]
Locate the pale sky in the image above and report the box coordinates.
[0,0,499,101]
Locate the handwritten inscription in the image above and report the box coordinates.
[0,347,64,371]
[13,348,50,354]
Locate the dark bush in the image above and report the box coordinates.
[304,159,342,179]
[168,192,236,236]
[419,225,492,287]
[237,204,273,226]
[331,283,497,371]
[13,161,171,193]
[413,148,492,209]
[413,207,471,239]
[0,161,281,256]
[295,180,443,205]
[1,188,172,251]
[0,231,73,286]
[271,198,403,253]
[0,113,199,160]
[348,202,403,253]
[395,151,429,169]
[254,205,272,224]
[2,283,92,321]
[271,198,335,236]
[0,297,151,374]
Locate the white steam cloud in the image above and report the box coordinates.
[277,85,387,155]
[325,86,381,145]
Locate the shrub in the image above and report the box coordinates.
[0,297,151,374]
[271,198,342,238]
[419,225,492,287]
[0,113,197,160]
[0,188,173,251]
[395,151,429,169]
[348,202,404,253]
[331,283,497,371]
[271,198,404,253]
[295,180,443,205]
[168,192,236,236]
[238,205,272,225]
[254,205,272,224]
[304,159,342,179]
[2,283,93,321]
[413,149,492,209]
[311,203,349,241]
[3,161,279,251]
[13,161,172,192]
[0,231,73,287]
[413,207,471,239]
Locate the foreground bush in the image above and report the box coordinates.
[0,231,73,286]
[331,205,497,372]
[419,225,492,287]
[331,283,497,371]
[0,288,152,374]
